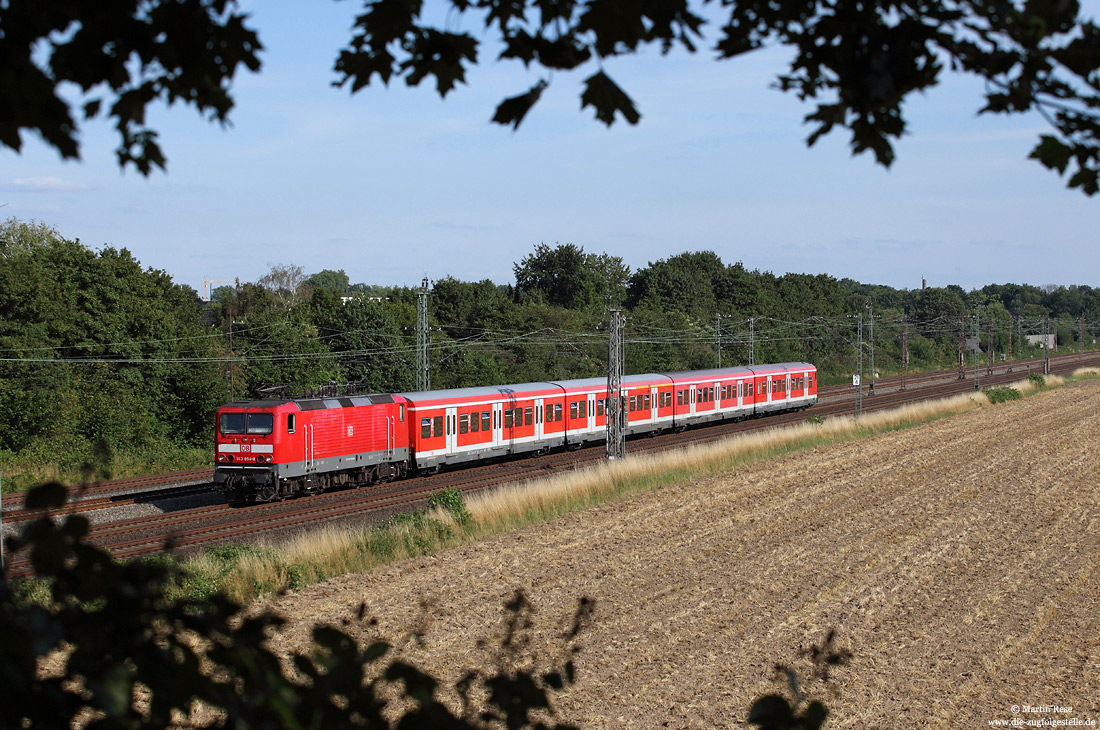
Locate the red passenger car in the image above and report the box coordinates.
[212,362,818,503]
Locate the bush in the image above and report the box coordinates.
[983,387,1023,404]
[1028,372,1047,388]
[428,487,473,524]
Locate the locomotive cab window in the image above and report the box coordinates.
[219,413,246,435]
[247,414,273,434]
[219,412,273,435]
[287,414,296,434]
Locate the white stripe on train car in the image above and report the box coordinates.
[218,444,274,453]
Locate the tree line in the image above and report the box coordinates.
[2,220,1097,484]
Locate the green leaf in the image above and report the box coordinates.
[580,70,640,126]
[492,80,547,130]
[1029,135,1073,173]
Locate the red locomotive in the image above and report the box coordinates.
[213,362,817,503]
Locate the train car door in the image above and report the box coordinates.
[305,423,315,471]
[689,385,697,415]
[588,394,597,432]
[492,403,504,448]
[650,387,658,421]
[445,406,458,455]
[534,398,544,441]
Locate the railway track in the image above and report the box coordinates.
[4,351,1098,580]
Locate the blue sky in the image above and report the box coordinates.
[2,1,1097,298]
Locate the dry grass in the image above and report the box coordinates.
[465,391,992,530]
[197,386,1053,604]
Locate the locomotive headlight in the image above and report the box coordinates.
[217,454,225,463]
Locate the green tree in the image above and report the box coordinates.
[15,1,1098,194]
[514,243,628,310]
[337,0,1100,195]
[309,268,352,294]
[0,217,63,257]
[626,251,730,315]
[1,0,262,174]
[0,222,222,465]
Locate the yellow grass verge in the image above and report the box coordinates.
[195,381,1071,604]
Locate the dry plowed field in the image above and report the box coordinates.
[262,382,1100,729]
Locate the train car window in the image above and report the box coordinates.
[287,413,296,434]
[521,407,530,426]
[433,416,444,437]
[219,413,246,434]
[579,400,587,418]
[570,401,579,419]
[677,390,684,406]
[643,394,650,410]
[482,411,491,431]
[809,376,814,389]
[471,412,480,432]
[597,399,605,416]
[504,410,514,428]
[421,418,431,439]
[459,414,469,434]
[545,404,553,423]
[247,413,274,434]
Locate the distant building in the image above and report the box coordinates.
[1026,334,1056,351]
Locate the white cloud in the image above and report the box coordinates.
[7,176,88,191]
